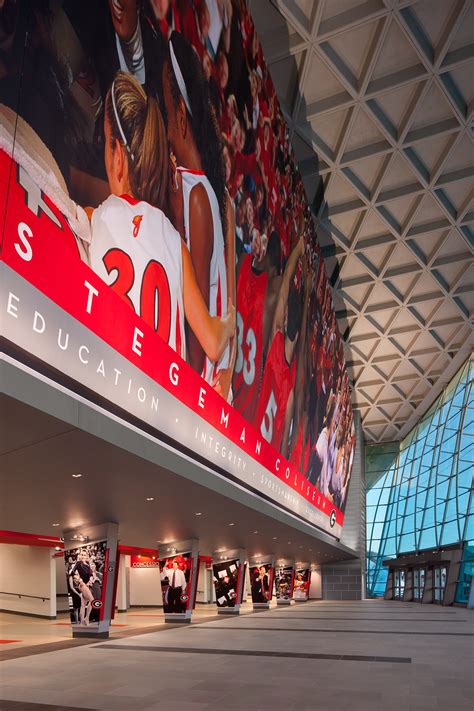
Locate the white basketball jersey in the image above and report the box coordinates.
[90,194,185,358]
[178,168,229,382]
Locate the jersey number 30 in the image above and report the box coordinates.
[103,249,171,343]
[235,311,257,385]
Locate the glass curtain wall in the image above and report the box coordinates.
[366,357,473,598]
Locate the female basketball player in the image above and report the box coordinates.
[89,71,234,365]
[69,548,94,626]
[162,31,236,396]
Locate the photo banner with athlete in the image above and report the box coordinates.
[159,553,193,614]
[0,1,355,537]
[274,564,295,603]
[293,567,311,601]
[64,540,108,631]
[249,563,273,605]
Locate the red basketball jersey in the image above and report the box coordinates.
[290,422,304,471]
[233,255,268,423]
[256,330,296,451]
[289,423,311,474]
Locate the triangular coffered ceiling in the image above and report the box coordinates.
[251,0,473,442]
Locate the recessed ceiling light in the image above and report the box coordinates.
[72,473,82,478]
[146,497,155,501]
[287,541,291,544]
[52,523,60,527]
[273,537,277,540]
[228,522,235,526]
[195,512,202,516]
[253,530,258,534]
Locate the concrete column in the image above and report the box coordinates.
[422,568,433,604]
[309,566,322,599]
[384,569,393,600]
[403,569,413,602]
[48,552,57,618]
[160,539,199,623]
[116,554,129,612]
[443,550,463,606]
[213,548,247,615]
[63,522,119,638]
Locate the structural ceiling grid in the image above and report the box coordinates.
[251,0,474,442]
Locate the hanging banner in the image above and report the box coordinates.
[159,553,193,615]
[212,559,244,610]
[64,540,108,629]
[274,564,295,604]
[249,563,274,605]
[63,522,118,637]
[0,0,355,538]
[293,568,311,601]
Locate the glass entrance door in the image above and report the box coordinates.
[393,569,406,600]
[433,566,447,603]
[413,568,426,601]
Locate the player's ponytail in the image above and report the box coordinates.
[138,94,168,208]
[106,71,168,209]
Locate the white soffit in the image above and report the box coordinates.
[251,0,474,443]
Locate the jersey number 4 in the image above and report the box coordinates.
[103,249,171,343]
[235,311,257,385]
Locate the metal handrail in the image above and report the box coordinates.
[0,591,50,601]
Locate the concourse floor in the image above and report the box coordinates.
[0,606,233,653]
[0,600,472,711]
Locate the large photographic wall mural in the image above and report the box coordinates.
[0,0,355,536]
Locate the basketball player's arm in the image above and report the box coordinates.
[270,235,304,342]
[300,416,309,473]
[289,267,311,456]
[215,193,237,399]
[69,571,80,598]
[262,276,281,364]
[187,184,213,374]
[168,167,185,239]
[281,389,295,459]
[182,244,235,363]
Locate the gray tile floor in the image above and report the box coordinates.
[0,600,472,711]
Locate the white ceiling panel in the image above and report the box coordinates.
[251,0,473,442]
